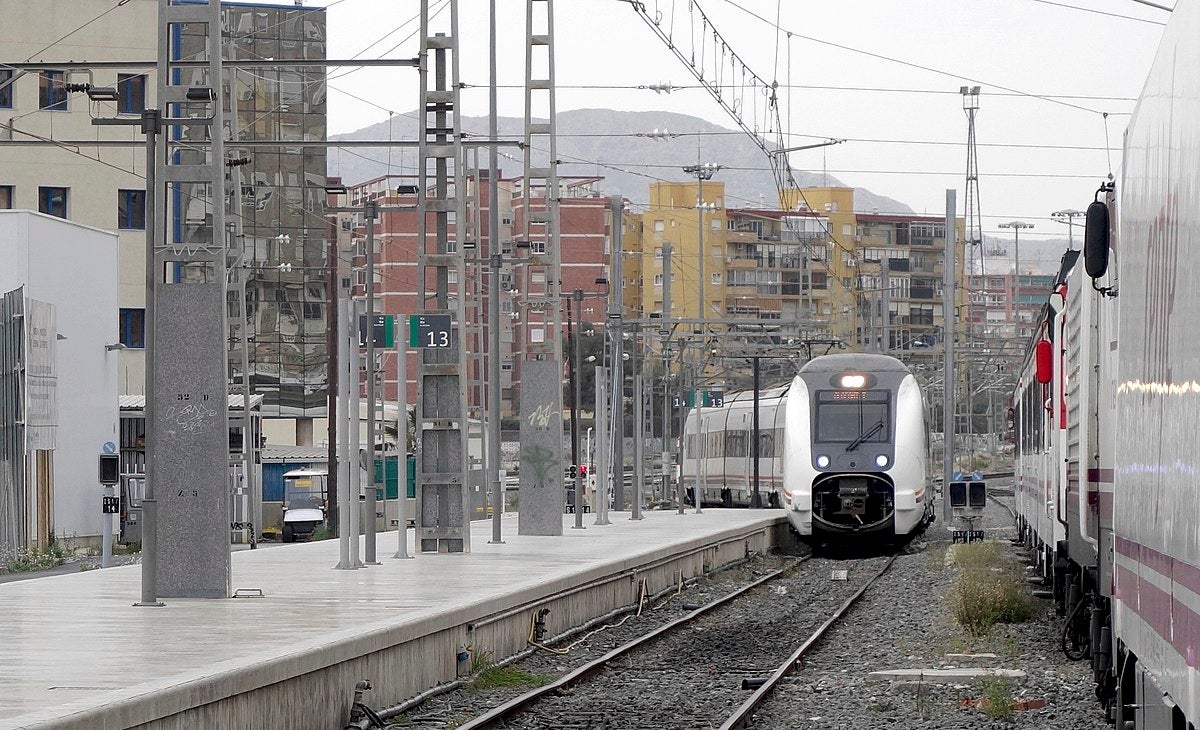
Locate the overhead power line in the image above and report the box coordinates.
[715,0,1123,117]
[1029,0,1167,24]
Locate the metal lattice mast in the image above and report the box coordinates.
[516,0,566,534]
[961,86,982,466]
[415,1,470,553]
[151,0,230,598]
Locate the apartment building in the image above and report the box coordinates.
[627,183,965,361]
[0,1,328,431]
[968,269,1057,342]
[854,211,966,356]
[340,173,620,419]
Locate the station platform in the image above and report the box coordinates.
[1,508,787,730]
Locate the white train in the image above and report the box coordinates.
[1012,3,1200,726]
[682,353,935,540]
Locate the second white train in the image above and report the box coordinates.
[682,353,935,539]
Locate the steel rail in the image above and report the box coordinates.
[718,553,899,730]
[455,559,807,730]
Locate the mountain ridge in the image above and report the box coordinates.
[329,108,914,214]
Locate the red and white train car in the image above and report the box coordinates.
[1013,2,1200,726]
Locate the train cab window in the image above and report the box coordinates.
[814,391,890,443]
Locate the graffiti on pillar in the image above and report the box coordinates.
[521,444,555,489]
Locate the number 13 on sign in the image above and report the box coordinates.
[410,314,453,349]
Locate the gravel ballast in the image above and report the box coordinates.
[749,481,1109,729]
[382,483,1109,728]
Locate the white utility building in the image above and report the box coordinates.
[0,210,119,552]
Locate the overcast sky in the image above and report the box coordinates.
[284,0,1168,240]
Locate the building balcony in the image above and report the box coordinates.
[726,230,761,244]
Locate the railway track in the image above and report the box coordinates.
[446,553,898,730]
[721,554,897,729]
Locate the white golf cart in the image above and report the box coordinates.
[280,468,327,542]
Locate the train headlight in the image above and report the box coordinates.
[875,454,889,468]
[816,454,830,468]
[839,374,866,389]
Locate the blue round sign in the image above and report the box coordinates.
[102,441,117,454]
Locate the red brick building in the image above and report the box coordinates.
[338,174,620,417]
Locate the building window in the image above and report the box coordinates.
[118,189,146,229]
[0,70,12,109]
[0,185,12,209]
[38,186,67,218]
[711,273,721,286]
[653,274,663,286]
[119,308,146,348]
[39,70,67,111]
[117,74,146,115]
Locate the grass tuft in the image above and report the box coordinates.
[977,676,1017,720]
[5,535,69,573]
[952,542,1034,636]
[465,650,552,695]
[469,665,552,693]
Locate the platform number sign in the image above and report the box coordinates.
[358,314,395,348]
[410,314,453,349]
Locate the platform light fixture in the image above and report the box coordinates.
[185,86,217,102]
[86,86,120,102]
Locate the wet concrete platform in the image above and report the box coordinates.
[1,508,786,729]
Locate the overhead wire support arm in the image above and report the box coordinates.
[0,137,525,149]
[623,0,778,165]
[0,58,422,71]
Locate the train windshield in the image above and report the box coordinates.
[815,391,890,443]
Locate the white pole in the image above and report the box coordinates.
[584,427,592,473]
[594,367,611,525]
[394,317,412,559]
[349,299,363,567]
[336,298,353,569]
[695,396,704,514]
[101,484,114,568]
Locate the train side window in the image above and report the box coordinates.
[759,432,775,458]
[726,431,748,458]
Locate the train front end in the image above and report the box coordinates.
[782,354,931,539]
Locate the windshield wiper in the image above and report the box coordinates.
[846,418,885,452]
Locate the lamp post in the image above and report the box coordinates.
[325,194,416,563]
[89,100,162,606]
[682,162,721,328]
[680,162,718,515]
[1051,209,1084,250]
[998,221,1034,338]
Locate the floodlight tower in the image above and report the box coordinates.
[960,85,982,468]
